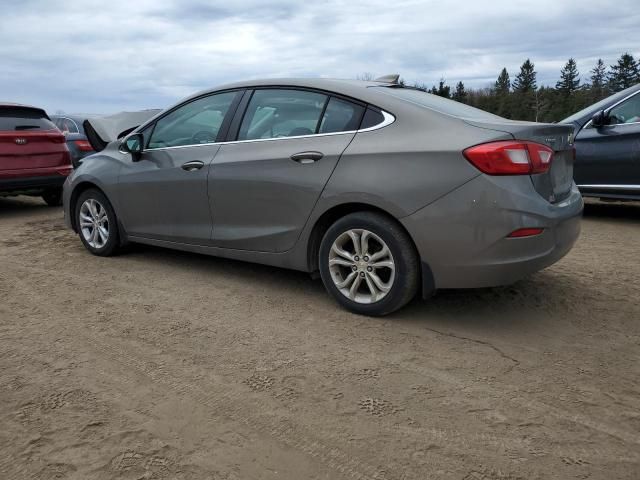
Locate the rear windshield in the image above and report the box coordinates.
[0,108,56,131]
[376,87,504,121]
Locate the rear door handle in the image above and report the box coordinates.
[290,151,324,164]
[181,160,205,171]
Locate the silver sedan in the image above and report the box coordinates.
[63,76,582,315]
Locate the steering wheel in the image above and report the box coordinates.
[192,130,216,144]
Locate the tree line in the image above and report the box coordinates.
[367,53,640,122]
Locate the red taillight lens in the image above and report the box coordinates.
[463,141,554,175]
[74,140,94,152]
[507,228,545,238]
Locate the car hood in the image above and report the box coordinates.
[83,109,161,151]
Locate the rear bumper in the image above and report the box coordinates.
[402,175,583,290]
[0,174,67,193]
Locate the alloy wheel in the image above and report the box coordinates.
[79,198,109,249]
[328,229,396,304]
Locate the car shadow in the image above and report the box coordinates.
[125,242,590,335]
[583,198,640,223]
[0,196,51,218]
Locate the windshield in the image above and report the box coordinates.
[376,87,504,121]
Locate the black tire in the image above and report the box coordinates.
[319,211,419,316]
[42,188,63,206]
[75,188,120,256]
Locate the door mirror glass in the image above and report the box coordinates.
[122,133,144,160]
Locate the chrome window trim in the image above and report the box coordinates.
[578,184,640,190]
[139,110,395,152]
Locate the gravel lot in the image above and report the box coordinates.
[0,196,639,480]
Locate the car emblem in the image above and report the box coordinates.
[15,138,28,145]
[545,137,557,145]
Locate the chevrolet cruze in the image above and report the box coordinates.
[63,76,583,315]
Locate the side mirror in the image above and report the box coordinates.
[590,110,607,128]
[122,133,144,161]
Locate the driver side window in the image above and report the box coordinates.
[608,93,640,125]
[148,91,237,149]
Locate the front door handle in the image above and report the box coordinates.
[181,160,204,171]
[290,151,324,164]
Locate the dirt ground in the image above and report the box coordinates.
[0,196,638,480]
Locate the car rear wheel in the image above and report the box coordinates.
[319,211,419,316]
[42,188,63,206]
[75,189,120,256]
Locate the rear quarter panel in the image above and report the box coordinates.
[321,102,512,217]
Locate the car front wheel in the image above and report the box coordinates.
[319,211,419,316]
[75,189,120,256]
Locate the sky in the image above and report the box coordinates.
[1,0,639,114]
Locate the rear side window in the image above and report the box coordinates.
[360,107,385,129]
[238,89,327,140]
[319,97,364,134]
[0,108,56,131]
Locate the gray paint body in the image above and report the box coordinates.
[63,78,583,291]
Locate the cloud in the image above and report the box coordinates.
[1,0,639,113]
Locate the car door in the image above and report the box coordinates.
[574,91,640,189]
[209,89,365,252]
[117,90,241,244]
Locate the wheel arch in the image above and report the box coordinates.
[69,182,125,243]
[306,202,411,268]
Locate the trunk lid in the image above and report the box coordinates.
[464,119,575,203]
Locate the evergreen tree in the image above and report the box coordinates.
[608,53,640,91]
[589,58,609,101]
[429,79,451,98]
[513,59,537,93]
[495,68,510,94]
[452,81,467,103]
[436,79,451,98]
[512,59,538,121]
[590,59,607,89]
[556,58,580,96]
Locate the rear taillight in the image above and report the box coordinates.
[74,140,94,152]
[463,141,554,175]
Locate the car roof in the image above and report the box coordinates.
[0,102,50,118]
[182,78,394,107]
[0,101,41,109]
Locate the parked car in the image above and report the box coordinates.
[63,76,583,315]
[1,103,72,206]
[50,115,95,168]
[561,83,640,200]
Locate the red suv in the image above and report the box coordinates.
[0,103,72,206]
